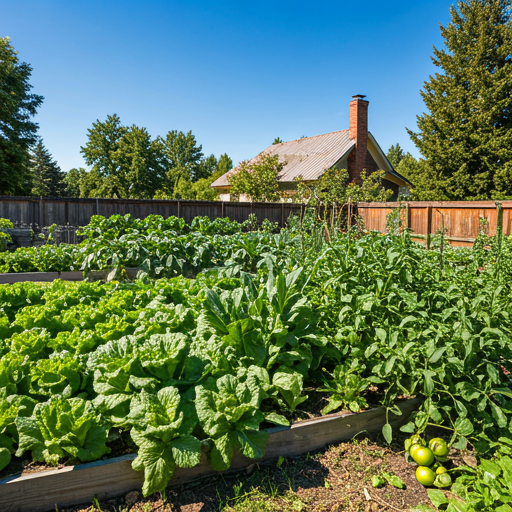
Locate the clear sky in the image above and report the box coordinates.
[2,0,453,172]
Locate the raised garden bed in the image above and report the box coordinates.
[0,398,420,512]
[0,267,141,284]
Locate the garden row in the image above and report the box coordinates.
[0,214,279,277]
[0,213,511,511]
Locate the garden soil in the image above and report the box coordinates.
[59,436,444,512]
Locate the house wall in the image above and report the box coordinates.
[382,179,399,200]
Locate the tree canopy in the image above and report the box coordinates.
[408,0,512,200]
[77,115,230,199]
[0,37,43,195]
[30,140,66,197]
[228,155,283,202]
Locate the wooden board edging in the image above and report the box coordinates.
[0,398,421,512]
[0,268,143,285]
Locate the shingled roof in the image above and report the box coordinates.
[211,129,412,189]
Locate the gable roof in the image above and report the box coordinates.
[211,129,412,189]
[211,130,355,188]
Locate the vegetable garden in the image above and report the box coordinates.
[1,211,512,511]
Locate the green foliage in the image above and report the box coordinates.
[196,368,269,470]
[408,0,512,200]
[130,387,201,496]
[158,130,205,196]
[30,140,66,197]
[62,167,100,198]
[295,168,392,206]
[2,214,512,500]
[79,119,231,200]
[346,170,393,203]
[0,37,43,195]
[272,137,283,145]
[80,114,128,197]
[15,397,110,465]
[386,143,409,169]
[319,360,370,414]
[228,155,283,202]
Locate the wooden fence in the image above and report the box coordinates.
[358,201,512,246]
[0,196,304,229]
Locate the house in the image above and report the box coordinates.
[211,95,412,201]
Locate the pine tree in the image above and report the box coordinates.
[30,140,66,197]
[408,0,512,200]
[386,143,409,168]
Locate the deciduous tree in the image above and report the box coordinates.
[228,155,282,202]
[0,37,43,195]
[159,130,204,195]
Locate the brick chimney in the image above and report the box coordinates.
[348,94,369,183]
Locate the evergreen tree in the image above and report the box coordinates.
[30,140,66,197]
[0,37,43,195]
[408,0,512,200]
[386,143,409,168]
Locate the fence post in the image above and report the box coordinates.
[177,201,180,218]
[221,201,225,218]
[427,205,433,249]
[347,198,352,232]
[406,203,411,230]
[282,201,285,227]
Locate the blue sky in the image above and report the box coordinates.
[3,0,453,172]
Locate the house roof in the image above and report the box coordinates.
[211,129,412,189]
[211,130,355,188]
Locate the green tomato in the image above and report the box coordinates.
[434,472,452,488]
[411,446,435,467]
[429,438,449,457]
[435,454,450,463]
[409,443,423,459]
[436,466,447,475]
[416,466,436,487]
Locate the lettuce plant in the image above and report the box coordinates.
[0,388,36,470]
[29,351,84,398]
[195,367,269,471]
[129,386,201,496]
[89,333,190,425]
[15,397,110,465]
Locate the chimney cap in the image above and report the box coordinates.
[352,94,367,99]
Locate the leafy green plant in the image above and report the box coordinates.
[129,386,201,496]
[195,367,269,471]
[15,397,110,465]
[319,360,370,414]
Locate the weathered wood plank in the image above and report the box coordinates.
[58,271,84,281]
[0,272,61,284]
[0,398,420,512]
[0,272,84,284]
